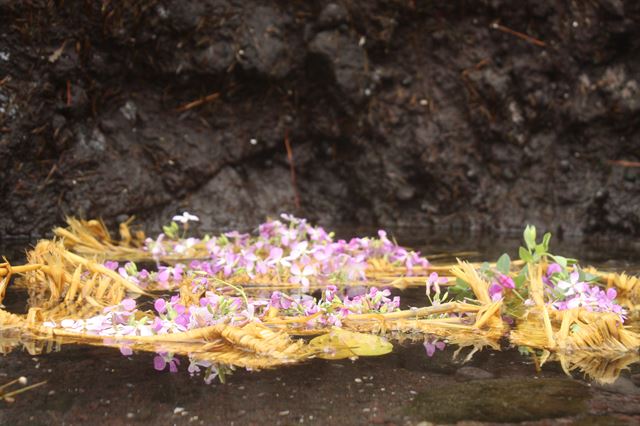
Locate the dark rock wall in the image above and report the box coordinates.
[1,1,639,238]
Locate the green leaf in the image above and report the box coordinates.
[519,246,532,263]
[450,278,473,299]
[550,255,567,269]
[454,277,468,288]
[542,232,552,251]
[162,221,179,239]
[496,253,511,274]
[480,262,491,273]
[518,346,532,356]
[524,225,537,250]
[309,328,393,359]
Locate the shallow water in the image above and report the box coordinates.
[1,229,640,425]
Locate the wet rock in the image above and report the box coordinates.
[50,45,79,77]
[409,378,590,423]
[454,366,495,381]
[595,376,640,395]
[599,0,625,16]
[396,186,415,201]
[309,30,369,103]
[317,3,348,30]
[238,6,293,79]
[165,2,205,32]
[174,165,296,232]
[194,42,235,74]
[3,1,640,237]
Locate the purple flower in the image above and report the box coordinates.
[157,267,171,284]
[489,283,503,301]
[154,352,180,373]
[152,317,165,333]
[488,274,515,301]
[424,339,446,357]
[120,298,136,311]
[104,261,119,271]
[325,285,338,302]
[154,298,167,314]
[544,263,563,285]
[426,272,448,294]
[174,313,190,329]
[270,291,293,310]
[497,274,515,289]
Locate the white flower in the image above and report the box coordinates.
[172,212,200,224]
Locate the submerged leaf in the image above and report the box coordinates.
[309,328,393,360]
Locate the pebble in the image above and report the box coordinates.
[455,366,496,381]
[279,410,289,416]
[595,377,640,395]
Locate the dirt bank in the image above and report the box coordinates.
[1,1,639,238]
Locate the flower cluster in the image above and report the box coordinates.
[142,214,429,290]
[488,274,516,301]
[270,286,400,327]
[545,265,625,320]
[42,298,149,338]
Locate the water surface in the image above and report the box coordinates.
[1,229,639,425]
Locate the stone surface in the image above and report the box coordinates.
[409,378,590,423]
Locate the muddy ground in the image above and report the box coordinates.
[1,1,639,238]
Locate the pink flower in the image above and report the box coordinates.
[424,339,446,357]
[325,285,338,302]
[427,272,448,294]
[120,298,136,311]
[154,298,167,313]
[489,283,503,301]
[154,352,180,372]
[104,261,119,271]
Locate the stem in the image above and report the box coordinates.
[0,381,47,400]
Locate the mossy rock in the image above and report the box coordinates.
[409,378,590,423]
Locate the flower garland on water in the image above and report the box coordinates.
[40,219,631,382]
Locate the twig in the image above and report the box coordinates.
[608,160,640,168]
[0,263,44,277]
[284,130,301,209]
[1,381,47,402]
[66,80,72,106]
[490,21,546,47]
[176,91,220,112]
